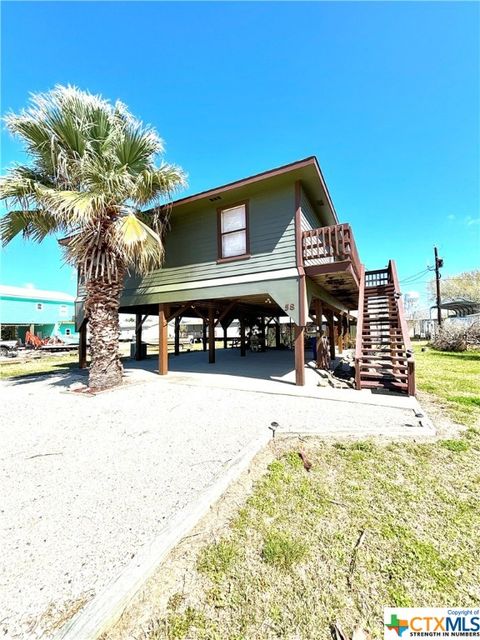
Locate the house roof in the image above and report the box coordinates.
[156,156,339,225]
[0,285,75,303]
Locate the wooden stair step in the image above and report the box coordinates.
[359,363,408,372]
[362,338,403,342]
[360,380,408,391]
[361,351,407,356]
[360,371,408,380]
[360,358,408,363]
[362,329,402,334]
[362,335,404,339]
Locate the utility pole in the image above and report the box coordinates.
[434,246,444,327]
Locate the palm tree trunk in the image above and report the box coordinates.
[84,272,124,389]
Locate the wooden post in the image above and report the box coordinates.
[275,319,281,349]
[158,304,168,375]
[135,313,143,361]
[294,324,305,386]
[79,320,87,369]
[327,310,336,361]
[223,324,228,349]
[314,299,323,331]
[202,319,207,352]
[240,318,246,357]
[337,314,343,355]
[208,306,215,364]
[342,313,349,348]
[260,316,266,351]
[174,316,181,356]
[314,299,323,368]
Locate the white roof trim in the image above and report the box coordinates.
[0,285,75,303]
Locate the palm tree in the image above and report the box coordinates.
[0,85,186,389]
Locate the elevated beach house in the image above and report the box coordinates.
[76,157,415,394]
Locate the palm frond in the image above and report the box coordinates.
[132,164,187,206]
[38,188,107,224]
[115,126,164,174]
[0,167,51,209]
[0,210,64,245]
[115,213,164,273]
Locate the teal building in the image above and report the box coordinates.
[0,285,78,343]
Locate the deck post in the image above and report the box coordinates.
[294,324,305,386]
[314,299,323,368]
[327,310,336,362]
[174,316,181,356]
[223,323,228,349]
[135,313,143,361]
[275,318,281,348]
[79,320,87,369]
[337,314,343,355]
[202,320,207,352]
[240,318,246,357]
[158,303,168,375]
[314,298,323,331]
[260,316,266,351]
[208,306,215,364]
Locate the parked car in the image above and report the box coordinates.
[0,340,19,358]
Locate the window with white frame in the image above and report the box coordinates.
[218,203,249,260]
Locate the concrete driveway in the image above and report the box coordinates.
[0,351,433,638]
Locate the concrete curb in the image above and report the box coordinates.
[53,430,271,640]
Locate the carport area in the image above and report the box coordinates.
[127,343,324,392]
[78,278,357,389]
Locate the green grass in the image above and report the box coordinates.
[413,342,480,426]
[261,530,308,570]
[0,353,79,380]
[143,431,480,640]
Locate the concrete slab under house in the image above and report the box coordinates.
[76,156,415,395]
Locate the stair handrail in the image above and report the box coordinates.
[388,259,416,394]
[354,263,366,390]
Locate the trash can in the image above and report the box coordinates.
[130,342,147,359]
[309,336,317,360]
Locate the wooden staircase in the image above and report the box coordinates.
[355,261,415,395]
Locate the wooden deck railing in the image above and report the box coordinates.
[388,259,416,395]
[354,263,366,390]
[302,223,361,280]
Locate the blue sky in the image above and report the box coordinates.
[1,1,479,306]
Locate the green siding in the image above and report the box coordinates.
[300,187,322,232]
[122,184,296,299]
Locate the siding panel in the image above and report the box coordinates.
[123,184,296,298]
[300,187,321,231]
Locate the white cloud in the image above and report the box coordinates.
[465,216,480,226]
[447,214,456,220]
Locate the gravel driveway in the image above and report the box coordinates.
[0,357,431,639]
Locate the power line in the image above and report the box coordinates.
[400,267,434,284]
